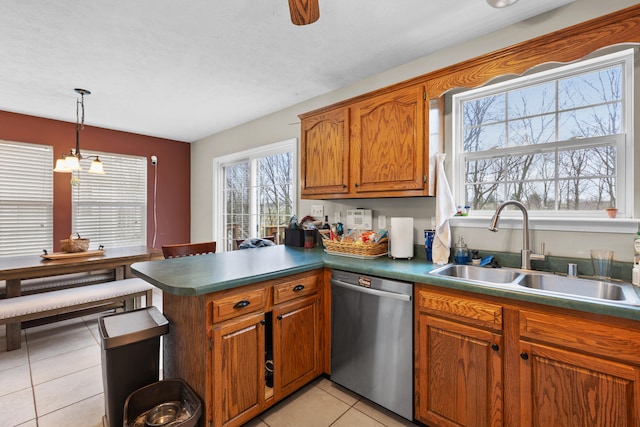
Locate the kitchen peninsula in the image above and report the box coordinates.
[131,245,640,427]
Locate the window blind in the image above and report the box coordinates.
[72,151,147,249]
[0,141,53,256]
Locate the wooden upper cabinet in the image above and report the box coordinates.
[351,84,427,195]
[300,84,431,199]
[300,106,350,196]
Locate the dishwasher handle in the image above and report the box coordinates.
[330,278,412,302]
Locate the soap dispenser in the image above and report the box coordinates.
[454,236,470,265]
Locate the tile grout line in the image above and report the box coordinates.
[26,317,102,426]
[314,382,363,427]
[24,327,40,426]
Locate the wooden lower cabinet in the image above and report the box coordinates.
[418,315,503,427]
[163,270,325,427]
[212,312,266,427]
[272,293,321,400]
[519,341,639,427]
[416,284,640,427]
[416,288,503,427]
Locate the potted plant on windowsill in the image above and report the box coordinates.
[605,207,618,218]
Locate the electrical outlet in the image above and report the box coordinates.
[378,215,386,229]
[151,155,157,165]
[334,212,341,224]
[311,205,324,219]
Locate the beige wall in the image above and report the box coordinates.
[192,0,639,262]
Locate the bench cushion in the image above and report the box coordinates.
[0,278,154,322]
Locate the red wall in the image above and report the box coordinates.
[0,110,191,251]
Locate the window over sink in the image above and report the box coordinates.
[452,48,634,219]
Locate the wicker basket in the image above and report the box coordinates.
[322,238,388,257]
[60,233,90,253]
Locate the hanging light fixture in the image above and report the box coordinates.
[54,88,105,174]
[486,0,519,7]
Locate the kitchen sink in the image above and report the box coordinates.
[428,264,640,306]
[429,264,520,284]
[516,274,640,304]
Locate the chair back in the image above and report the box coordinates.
[162,241,216,259]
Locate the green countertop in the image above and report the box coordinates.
[131,245,640,322]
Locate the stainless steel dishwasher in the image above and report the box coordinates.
[330,270,413,420]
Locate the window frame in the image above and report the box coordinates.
[212,139,297,252]
[451,48,635,220]
[71,150,147,249]
[0,140,53,257]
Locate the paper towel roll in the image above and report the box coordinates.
[390,217,414,259]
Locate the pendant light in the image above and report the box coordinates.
[486,0,519,7]
[54,88,105,174]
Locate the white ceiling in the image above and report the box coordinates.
[0,0,574,143]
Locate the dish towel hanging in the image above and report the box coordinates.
[433,153,457,265]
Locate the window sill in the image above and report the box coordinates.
[449,215,639,234]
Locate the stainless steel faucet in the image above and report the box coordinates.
[489,200,545,270]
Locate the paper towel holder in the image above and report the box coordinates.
[389,217,414,260]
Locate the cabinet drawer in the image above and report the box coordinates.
[519,309,640,364]
[212,287,268,323]
[418,289,503,330]
[273,274,318,305]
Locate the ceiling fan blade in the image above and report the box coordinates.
[288,0,320,26]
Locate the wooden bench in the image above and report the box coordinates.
[0,278,155,350]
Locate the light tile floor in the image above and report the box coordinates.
[0,288,417,427]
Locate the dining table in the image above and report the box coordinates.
[0,245,156,350]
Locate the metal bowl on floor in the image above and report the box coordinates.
[145,401,182,426]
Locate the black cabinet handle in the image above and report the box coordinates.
[233,300,250,309]
[354,182,359,187]
[342,184,347,189]
[293,284,305,292]
[491,344,499,352]
[520,352,529,360]
[277,315,283,320]
[260,319,266,325]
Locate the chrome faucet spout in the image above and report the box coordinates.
[488,200,536,269]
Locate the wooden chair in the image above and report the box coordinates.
[162,241,216,259]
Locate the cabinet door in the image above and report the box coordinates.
[212,312,265,427]
[519,341,640,427]
[272,293,321,400]
[300,107,350,196]
[351,84,427,194]
[417,314,503,427]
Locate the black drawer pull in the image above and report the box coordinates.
[293,284,305,292]
[491,344,499,352]
[233,300,250,309]
[520,352,529,360]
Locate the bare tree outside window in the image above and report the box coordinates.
[455,49,630,215]
[220,143,295,251]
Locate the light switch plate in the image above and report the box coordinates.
[334,212,341,223]
[311,205,324,219]
[378,215,386,229]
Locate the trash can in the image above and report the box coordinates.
[99,306,169,427]
[123,379,202,427]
